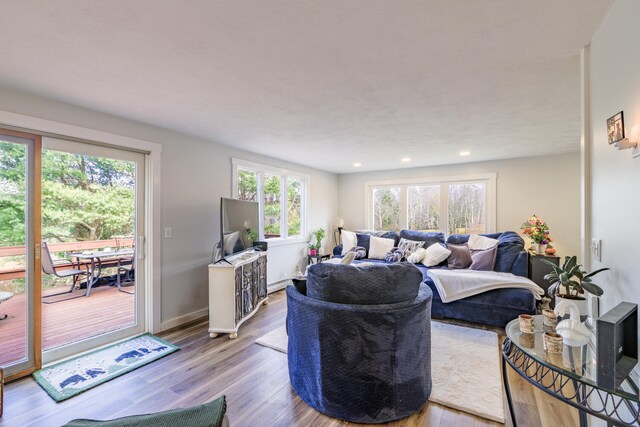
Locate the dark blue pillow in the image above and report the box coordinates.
[446,231,524,272]
[306,262,422,305]
[399,230,445,248]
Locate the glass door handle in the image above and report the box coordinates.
[137,236,145,260]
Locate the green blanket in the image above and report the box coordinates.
[63,395,226,427]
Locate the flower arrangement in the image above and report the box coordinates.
[520,215,553,245]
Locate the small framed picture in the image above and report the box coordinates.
[607,111,625,144]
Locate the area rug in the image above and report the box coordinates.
[33,334,179,402]
[255,322,504,423]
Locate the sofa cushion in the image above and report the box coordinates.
[341,230,357,255]
[368,235,396,260]
[469,245,498,271]
[399,230,445,247]
[447,231,524,273]
[384,247,404,263]
[446,243,472,269]
[306,262,423,305]
[397,237,425,259]
[356,231,400,256]
[421,243,452,267]
[468,234,498,250]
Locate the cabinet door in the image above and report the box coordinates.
[242,263,253,315]
[258,255,268,298]
[235,267,243,323]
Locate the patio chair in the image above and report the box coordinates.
[41,242,88,303]
[116,248,135,294]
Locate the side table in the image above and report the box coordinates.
[307,254,330,265]
[502,315,640,426]
[528,254,559,302]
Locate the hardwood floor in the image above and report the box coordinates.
[1,289,579,427]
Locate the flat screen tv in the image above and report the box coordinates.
[219,197,260,260]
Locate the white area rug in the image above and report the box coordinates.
[255,321,504,423]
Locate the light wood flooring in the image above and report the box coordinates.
[2,289,579,427]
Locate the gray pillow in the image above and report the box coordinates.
[349,246,367,260]
[397,238,425,260]
[384,247,404,263]
[469,245,498,271]
[447,243,472,269]
[306,262,423,305]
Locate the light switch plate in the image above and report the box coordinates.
[591,238,601,262]
[164,227,172,239]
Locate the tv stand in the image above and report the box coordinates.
[208,250,268,339]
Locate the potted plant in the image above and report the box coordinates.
[309,228,326,255]
[542,255,609,317]
[521,214,554,254]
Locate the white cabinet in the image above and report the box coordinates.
[208,251,268,339]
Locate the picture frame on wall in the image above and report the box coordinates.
[607,111,625,144]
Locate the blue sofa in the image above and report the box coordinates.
[333,230,536,327]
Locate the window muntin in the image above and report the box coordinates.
[366,175,495,234]
[233,160,307,240]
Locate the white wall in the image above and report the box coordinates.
[338,153,581,258]
[0,86,338,330]
[589,0,640,317]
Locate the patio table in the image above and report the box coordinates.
[69,248,134,297]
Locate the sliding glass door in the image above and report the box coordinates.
[41,137,146,364]
[0,129,41,379]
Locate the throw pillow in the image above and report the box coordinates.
[407,247,427,263]
[397,238,425,260]
[469,245,499,271]
[447,243,472,269]
[384,247,404,263]
[421,243,452,267]
[349,246,367,260]
[368,236,396,260]
[468,234,499,250]
[341,230,357,255]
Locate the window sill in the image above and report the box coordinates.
[264,236,308,248]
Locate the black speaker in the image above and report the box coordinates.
[254,241,268,251]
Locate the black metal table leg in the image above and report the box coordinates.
[502,339,518,427]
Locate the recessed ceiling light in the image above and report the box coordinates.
[459,151,471,156]
[353,162,362,167]
[401,157,411,162]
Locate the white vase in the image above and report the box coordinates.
[539,244,547,254]
[555,295,588,321]
[531,243,540,254]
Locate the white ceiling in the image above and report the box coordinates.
[0,1,612,173]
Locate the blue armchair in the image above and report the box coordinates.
[287,263,432,424]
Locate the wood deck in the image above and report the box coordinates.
[0,285,135,366]
[2,289,578,427]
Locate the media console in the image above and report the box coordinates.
[208,250,268,339]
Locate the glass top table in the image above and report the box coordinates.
[502,315,640,427]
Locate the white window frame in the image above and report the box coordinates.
[232,158,308,244]
[364,173,497,234]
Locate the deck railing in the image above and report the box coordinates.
[0,238,135,281]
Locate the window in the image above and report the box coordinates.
[233,159,307,240]
[366,174,496,234]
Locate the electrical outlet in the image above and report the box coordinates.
[164,227,172,239]
[591,238,601,262]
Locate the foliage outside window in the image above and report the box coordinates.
[367,176,494,234]
[234,160,307,240]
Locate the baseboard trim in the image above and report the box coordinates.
[159,307,208,332]
[268,279,291,294]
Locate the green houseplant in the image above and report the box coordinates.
[542,255,609,315]
[309,228,326,254]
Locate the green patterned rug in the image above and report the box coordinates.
[34,334,179,402]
